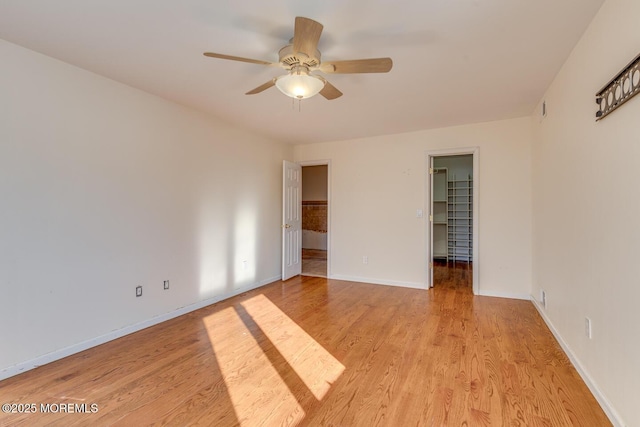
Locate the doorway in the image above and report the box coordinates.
[301,164,328,277]
[428,151,478,292]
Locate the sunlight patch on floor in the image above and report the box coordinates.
[204,306,305,426]
[241,294,345,400]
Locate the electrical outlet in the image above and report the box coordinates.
[163,280,170,290]
[540,289,546,308]
[585,317,592,339]
[363,256,368,264]
[242,260,248,270]
[136,286,142,297]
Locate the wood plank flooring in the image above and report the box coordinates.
[0,269,610,426]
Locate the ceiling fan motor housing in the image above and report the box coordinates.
[278,45,321,70]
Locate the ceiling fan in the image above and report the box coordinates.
[203,17,393,100]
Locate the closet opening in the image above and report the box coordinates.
[428,153,476,292]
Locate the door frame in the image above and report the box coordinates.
[298,159,332,279]
[425,147,479,294]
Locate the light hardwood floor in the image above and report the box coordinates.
[0,270,610,426]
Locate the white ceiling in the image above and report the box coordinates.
[0,0,604,144]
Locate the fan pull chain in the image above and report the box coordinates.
[291,98,302,112]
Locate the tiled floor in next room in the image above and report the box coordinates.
[302,249,327,277]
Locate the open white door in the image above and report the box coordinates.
[282,161,302,280]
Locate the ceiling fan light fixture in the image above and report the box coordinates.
[204,17,391,101]
[275,66,325,99]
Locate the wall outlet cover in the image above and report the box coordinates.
[136,286,142,297]
[163,280,170,290]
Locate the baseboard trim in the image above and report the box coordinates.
[0,275,281,382]
[330,274,426,290]
[530,296,625,427]
[477,289,530,300]
[327,277,531,300]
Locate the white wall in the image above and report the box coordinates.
[0,40,290,378]
[531,0,640,424]
[294,117,532,297]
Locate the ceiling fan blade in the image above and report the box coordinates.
[245,79,276,95]
[320,58,393,74]
[203,52,275,66]
[293,17,323,57]
[319,80,343,100]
